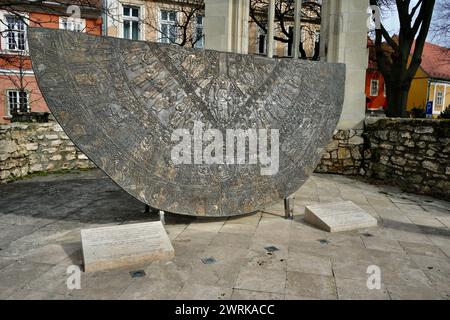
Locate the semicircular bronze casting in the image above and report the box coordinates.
[28,28,345,217]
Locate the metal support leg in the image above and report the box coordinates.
[144,205,159,214]
[145,205,165,224]
[159,210,165,225]
[284,197,294,220]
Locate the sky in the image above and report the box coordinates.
[381,0,447,47]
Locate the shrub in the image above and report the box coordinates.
[410,106,426,118]
[438,106,450,119]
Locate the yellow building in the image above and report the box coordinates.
[407,42,450,115]
[104,0,205,47]
[104,0,320,58]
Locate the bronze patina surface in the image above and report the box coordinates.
[28,28,345,217]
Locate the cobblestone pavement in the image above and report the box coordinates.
[0,170,449,300]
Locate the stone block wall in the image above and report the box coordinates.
[1,117,449,200]
[0,121,95,183]
[363,118,450,199]
[317,118,450,199]
[315,129,366,176]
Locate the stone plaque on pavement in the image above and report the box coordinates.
[304,201,377,233]
[81,222,174,272]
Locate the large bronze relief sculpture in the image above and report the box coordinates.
[28,28,345,217]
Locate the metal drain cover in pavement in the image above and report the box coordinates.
[201,257,217,265]
[361,232,374,238]
[130,270,146,278]
[264,245,280,253]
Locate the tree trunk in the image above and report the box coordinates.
[299,42,307,59]
[386,80,410,118]
[370,0,435,119]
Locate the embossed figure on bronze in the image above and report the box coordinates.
[28,28,345,217]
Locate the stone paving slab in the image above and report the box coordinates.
[0,170,449,300]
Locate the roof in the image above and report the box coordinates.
[4,0,102,19]
[368,37,450,81]
[415,42,450,81]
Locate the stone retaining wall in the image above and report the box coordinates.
[315,129,366,176]
[363,118,450,199]
[318,118,450,199]
[0,121,95,183]
[1,118,449,199]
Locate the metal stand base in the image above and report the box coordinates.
[144,205,165,225]
[144,205,159,214]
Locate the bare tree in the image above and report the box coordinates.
[430,1,450,48]
[0,0,101,121]
[0,50,43,119]
[249,0,321,59]
[370,0,436,117]
[142,0,205,47]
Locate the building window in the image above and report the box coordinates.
[160,10,177,44]
[7,90,29,116]
[194,15,204,48]
[370,79,379,96]
[60,17,85,32]
[436,91,444,106]
[257,25,266,55]
[123,5,140,40]
[5,15,26,51]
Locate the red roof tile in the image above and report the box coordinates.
[416,42,450,81]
